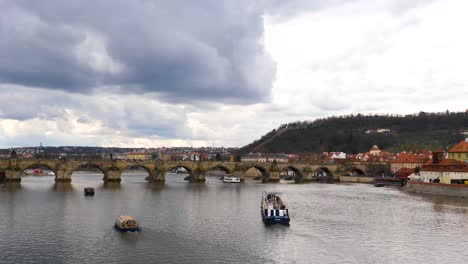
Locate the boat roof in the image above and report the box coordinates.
[116,215,138,221]
[263,191,282,195]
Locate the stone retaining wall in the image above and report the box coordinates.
[339,176,374,183]
[405,181,468,198]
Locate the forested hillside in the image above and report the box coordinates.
[239,111,468,154]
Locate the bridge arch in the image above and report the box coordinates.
[209,164,231,174]
[19,163,57,181]
[70,163,107,181]
[160,164,196,182]
[121,164,152,174]
[20,163,57,175]
[121,164,153,182]
[314,167,334,182]
[243,164,269,181]
[279,165,304,182]
[168,165,193,175]
[342,166,366,176]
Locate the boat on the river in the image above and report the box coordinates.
[373,177,406,187]
[223,175,241,183]
[260,191,290,225]
[114,215,141,232]
[84,187,94,196]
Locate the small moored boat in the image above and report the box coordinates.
[260,192,290,225]
[223,175,241,183]
[114,215,141,232]
[84,187,95,196]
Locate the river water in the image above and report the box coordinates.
[1,172,468,264]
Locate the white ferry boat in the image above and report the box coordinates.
[260,192,290,225]
[114,215,141,232]
[223,175,241,183]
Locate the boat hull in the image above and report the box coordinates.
[261,212,290,225]
[223,179,241,183]
[223,176,241,183]
[405,181,468,198]
[84,188,94,196]
[114,224,141,232]
[374,177,406,187]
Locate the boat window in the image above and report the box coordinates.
[275,210,279,216]
[270,210,274,216]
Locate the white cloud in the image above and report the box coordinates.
[265,0,468,116]
[74,31,126,74]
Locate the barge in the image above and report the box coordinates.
[260,192,290,225]
[114,215,141,232]
[373,177,407,187]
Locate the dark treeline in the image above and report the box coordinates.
[239,111,468,154]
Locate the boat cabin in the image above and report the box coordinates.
[114,215,141,232]
[84,187,94,196]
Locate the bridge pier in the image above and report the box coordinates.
[106,170,122,182]
[55,170,72,182]
[189,172,206,183]
[148,171,165,183]
[303,172,315,182]
[5,170,21,182]
[262,171,280,183]
[232,171,245,182]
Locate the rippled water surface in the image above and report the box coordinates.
[1,172,468,264]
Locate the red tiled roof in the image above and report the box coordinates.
[421,159,468,172]
[389,153,431,163]
[448,139,468,153]
[394,167,415,178]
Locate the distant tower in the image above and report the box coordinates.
[10,149,17,158]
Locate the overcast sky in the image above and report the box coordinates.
[0,0,467,148]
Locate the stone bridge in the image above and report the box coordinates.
[0,158,368,183]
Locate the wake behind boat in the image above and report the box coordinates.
[260,191,290,225]
[223,175,241,183]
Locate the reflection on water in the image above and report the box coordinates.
[1,174,468,264]
[403,190,468,215]
[1,182,22,191]
[51,182,74,192]
[102,182,122,190]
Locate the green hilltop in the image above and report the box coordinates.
[240,111,468,154]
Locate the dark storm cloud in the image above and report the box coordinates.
[0,0,276,102]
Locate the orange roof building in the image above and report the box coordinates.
[389,152,431,173]
[448,138,468,162]
[420,158,468,184]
